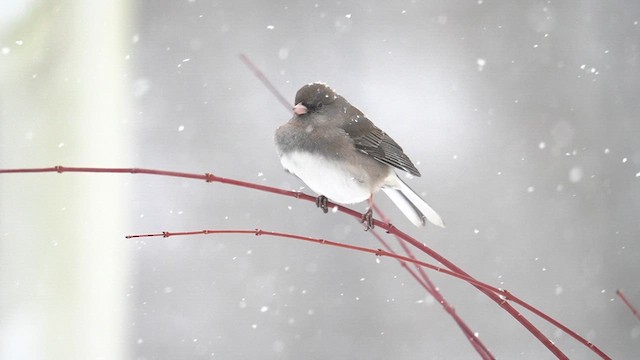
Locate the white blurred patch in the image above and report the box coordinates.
[476,58,486,71]
[132,78,150,97]
[0,310,44,359]
[568,167,583,183]
[553,328,564,339]
[278,48,289,60]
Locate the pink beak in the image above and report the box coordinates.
[293,103,308,115]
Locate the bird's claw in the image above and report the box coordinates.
[361,208,375,230]
[315,195,329,214]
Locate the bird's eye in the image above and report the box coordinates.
[316,103,324,109]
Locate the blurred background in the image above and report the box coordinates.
[1,0,639,359]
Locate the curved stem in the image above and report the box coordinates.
[0,165,612,359]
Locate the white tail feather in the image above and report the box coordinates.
[382,175,445,228]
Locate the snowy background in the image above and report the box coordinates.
[1,0,639,359]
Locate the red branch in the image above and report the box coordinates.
[0,166,612,359]
[617,290,640,322]
[239,53,292,113]
[369,205,494,359]
[127,228,511,293]
[369,228,495,360]
[129,227,610,360]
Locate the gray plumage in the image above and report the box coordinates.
[275,83,444,227]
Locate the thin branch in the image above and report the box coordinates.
[617,290,640,322]
[371,207,494,360]
[238,53,292,113]
[374,220,571,359]
[128,227,608,360]
[0,165,612,359]
[127,228,515,295]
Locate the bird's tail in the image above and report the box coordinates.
[382,177,445,228]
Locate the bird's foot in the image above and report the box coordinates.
[315,195,329,214]
[361,208,375,230]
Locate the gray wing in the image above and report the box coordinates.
[341,110,421,177]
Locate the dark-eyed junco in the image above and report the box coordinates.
[275,83,444,228]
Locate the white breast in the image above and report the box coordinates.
[280,151,372,204]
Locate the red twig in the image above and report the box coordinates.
[127,227,609,359]
[617,290,640,322]
[371,206,494,359]
[381,225,608,359]
[127,228,511,294]
[375,222,571,359]
[370,229,495,360]
[0,165,313,200]
[0,165,612,359]
[239,53,292,113]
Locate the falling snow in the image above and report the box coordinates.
[476,58,486,71]
[569,167,583,183]
[4,3,637,359]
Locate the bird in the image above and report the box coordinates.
[274,82,444,228]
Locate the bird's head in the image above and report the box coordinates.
[292,83,340,115]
